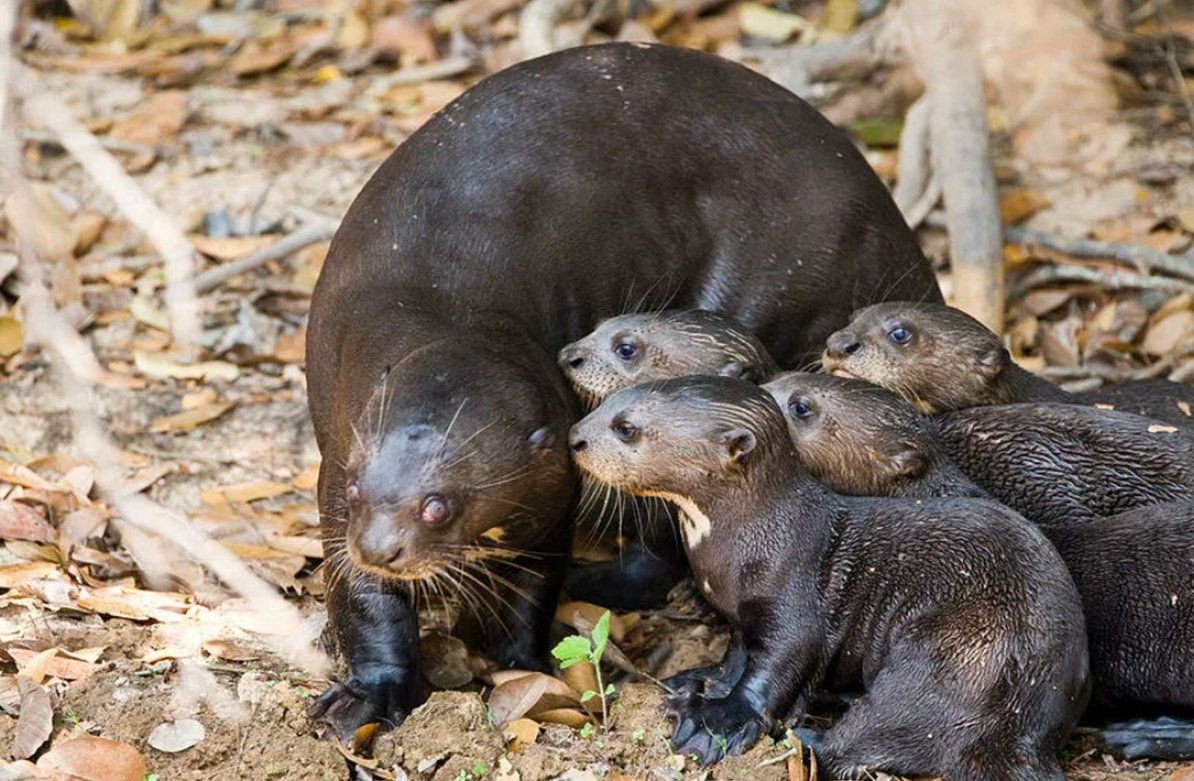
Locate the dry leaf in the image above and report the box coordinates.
[0,562,61,588]
[502,717,539,751]
[11,675,52,760]
[8,648,96,682]
[200,482,291,504]
[14,649,58,685]
[134,351,240,382]
[0,463,61,493]
[0,316,23,358]
[432,0,523,32]
[532,708,590,729]
[72,212,108,255]
[5,183,78,260]
[371,15,437,64]
[488,673,551,725]
[147,719,206,753]
[1142,310,1194,356]
[274,327,306,363]
[222,543,305,591]
[0,501,56,544]
[149,402,234,433]
[190,235,277,261]
[1176,207,1194,234]
[292,463,319,491]
[999,189,1050,225]
[109,91,186,146]
[130,296,171,332]
[739,3,809,43]
[201,637,261,662]
[556,602,626,642]
[562,661,598,704]
[420,632,473,689]
[37,736,147,781]
[336,9,370,49]
[123,463,176,494]
[228,39,297,75]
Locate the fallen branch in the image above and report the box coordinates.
[520,0,580,59]
[1011,263,1194,296]
[892,95,932,219]
[756,20,888,98]
[15,67,203,347]
[193,219,338,294]
[1005,226,1194,282]
[367,54,475,92]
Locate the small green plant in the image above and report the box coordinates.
[61,704,80,725]
[632,728,645,743]
[142,775,159,781]
[266,764,284,777]
[471,760,489,778]
[551,611,615,730]
[578,721,595,739]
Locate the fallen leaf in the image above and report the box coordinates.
[488,672,551,726]
[11,675,52,760]
[999,189,1050,225]
[201,637,261,662]
[352,722,378,755]
[501,718,539,751]
[273,326,306,363]
[228,38,297,75]
[8,648,96,682]
[336,8,370,49]
[0,463,61,492]
[371,15,436,65]
[109,91,186,146]
[420,632,473,689]
[149,402,234,433]
[292,463,319,491]
[562,662,598,708]
[130,296,171,332]
[181,387,218,409]
[556,602,626,642]
[532,708,590,729]
[1142,310,1194,356]
[72,212,108,255]
[200,482,291,504]
[739,3,809,43]
[0,502,56,544]
[0,316,23,358]
[5,183,77,261]
[37,736,146,781]
[431,0,522,31]
[147,719,206,753]
[134,350,240,382]
[13,649,58,685]
[122,463,176,494]
[1176,206,1194,234]
[0,562,61,588]
[190,235,277,261]
[222,543,305,591]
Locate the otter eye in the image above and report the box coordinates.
[612,420,639,443]
[614,343,637,360]
[346,481,362,503]
[888,326,911,345]
[420,495,451,526]
[789,400,813,420]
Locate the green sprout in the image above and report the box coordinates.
[551,610,615,731]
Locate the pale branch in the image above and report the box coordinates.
[1005,226,1194,282]
[1011,262,1194,296]
[15,67,203,346]
[193,219,338,293]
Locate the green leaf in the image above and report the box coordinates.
[632,729,645,742]
[579,722,594,739]
[580,690,597,702]
[590,611,611,664]
[604,683,615,695]
[551,635,592,669]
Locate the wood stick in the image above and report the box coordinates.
[893,95,932,221]
[1011,263,1194,296]
[520,0,580,59]
[368,55,475,92]
[1005,226,1194,282]
[192,220,337,293]
[16,67,203,346]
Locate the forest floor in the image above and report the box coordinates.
[1,0,1193,779]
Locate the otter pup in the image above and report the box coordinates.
[763,372,1194,758]
[822,302,1193,426]
[569,377,1089,777]
[559,310,779,407]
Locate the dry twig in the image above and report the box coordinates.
[193,219,338,293]
[1005,226,1194,282]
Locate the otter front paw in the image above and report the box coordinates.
[662,665,734,709]
[310,667,422,743]
[670,695,767,766]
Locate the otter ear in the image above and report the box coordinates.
[720,427,757,465]
[977,346,1008,378]
[528,426,557,452]
[889,444,928,479]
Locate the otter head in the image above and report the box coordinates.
[557,310,777,408]
[567,376,790,507]
[763,372,934,496]
[821,302,1009,414]
[343,340,571,581]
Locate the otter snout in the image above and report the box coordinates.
[350,514,416,569]
[558,345,588,371]
[824,330,863,360]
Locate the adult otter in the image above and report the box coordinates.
[762,372,1194,759]
[568,377,1088,777]
[305,43,940,737]
[822,302,1194,425]
[559,310,779,406]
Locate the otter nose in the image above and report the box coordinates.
[825,331,863,360]
[569,435,588,454]
[353,518,409,568]
[559,346,586,370]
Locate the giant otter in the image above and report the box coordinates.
[305,42,940,736]
[568,376,1089,777]
[822,302,1194,426]
[762,372,1194,759]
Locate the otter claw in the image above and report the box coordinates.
[310,671,420,744]
[670,696,767,766]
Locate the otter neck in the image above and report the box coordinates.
[993,364,1073,405]
[896,452,989,500]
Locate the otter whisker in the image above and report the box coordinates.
[436,398,470,462]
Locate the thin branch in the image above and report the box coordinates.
[1011,263,1194,296]
[1005,226,1194,282]
[14,66,203,346]
[193,219,337,293]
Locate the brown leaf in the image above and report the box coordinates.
[501,717,539,751]
[134,350,240,382]
[488,672,551,725]
[292,463,319,491]
[222,543,305,591]
[8,649,96,682]
[420,632,474,689]
[200,482,292,504]
[149,402,234,434]
[201,637,261,662]
[11,675,53,760]
[37,736,146,781]
[109,91,187,146]
[14,649,57,685]
[0,562,60,589]
[190,235,277,261]
[0,463,61,493]
[228,39,297,75]
[532,708,590,729]
[147,719,205,753]
[1142,310,1194,357]
[274,327,306,363]
[371,15,436,65]
[0,316,23,358]
[431,0,523,32]
[556,602,626,642]
[999,189,1050,225]
[561,661,598,704]
[5,183,78,261]
[0,502,56,544]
